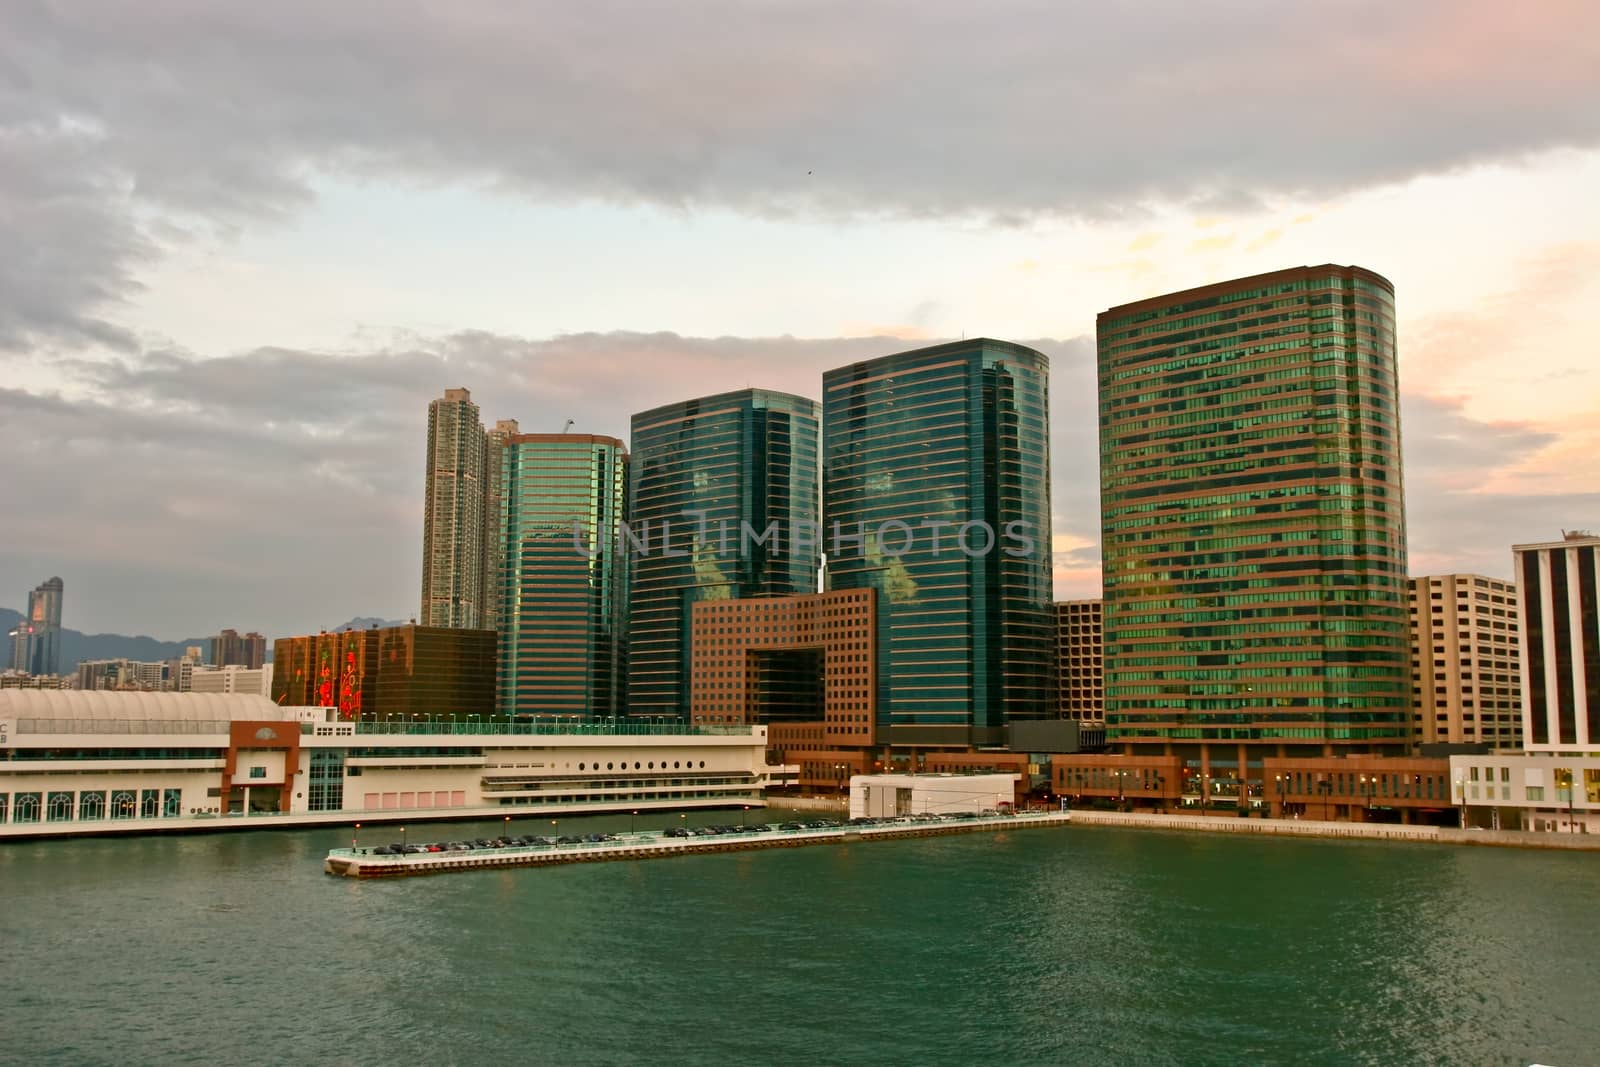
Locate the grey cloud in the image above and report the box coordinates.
[8,1,1589,222]
[4,1,1597,353]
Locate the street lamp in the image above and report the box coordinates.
[503,814,512,841]
[1115,770,1127,811]
[400,825,407,851]
[630,809,638,835]
[1274,774,1287,818]
[1317,778,1332,822]
[1454,778,1466,829]
[352,822,361,852]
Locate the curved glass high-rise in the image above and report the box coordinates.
[498,433,629,719]
[823,339,1054,746]
[1097,264,1410,775]
[627,389,821,719]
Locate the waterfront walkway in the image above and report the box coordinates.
[1067,809,1600,850]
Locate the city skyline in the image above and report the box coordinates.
[4,4,1598,638]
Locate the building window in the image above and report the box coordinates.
[1526,786,1545,802]
[249,766,267,780]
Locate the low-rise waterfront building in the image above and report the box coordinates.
[1448,752,1600,833]
[1052,752,1460,824]
[0,690,772,837]
[849,773,1020,819]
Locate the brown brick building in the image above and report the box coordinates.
[1056,600,1103,723]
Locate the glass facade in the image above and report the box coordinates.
[497,434,629,719]
[823,339,1054,743]
[271,625,495,722]
[627,390,821,719]
[1097,265,1409,752]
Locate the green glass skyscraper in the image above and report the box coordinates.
[1097,265,1410,786]
[823,339,1054,747]
[497,433,629,719]
[627,389,821,719]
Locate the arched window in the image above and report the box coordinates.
[47,792,74,821]
[111,791,138,819]
[78,791,106,820]
[13,793,40,823]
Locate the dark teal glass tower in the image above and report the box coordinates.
[1097,265,1410,775]
[627,389,821,719]
[498,433,629,720]
[823,339,1054,746]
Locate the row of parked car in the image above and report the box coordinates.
[846,809,1012,826]
[661,819,839,838]
[367,833,621,856]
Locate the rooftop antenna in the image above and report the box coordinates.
[562,419,574,433]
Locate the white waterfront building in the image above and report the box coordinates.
[849,773,1020,820]
[0,690,773,838]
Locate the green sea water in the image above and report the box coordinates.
[1,810,1594,1066]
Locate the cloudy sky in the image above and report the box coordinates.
[3,1,1598,639]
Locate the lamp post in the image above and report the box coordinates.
[630,809,638,835]
[1274,774,1287,818]
[352,821,361,853]
[1317,778,1332,822]
[503,814,511,842]
[1115,770,1127,812]
[741,804,749,829]
[1454,778,1466,829]
[400,825,407,852]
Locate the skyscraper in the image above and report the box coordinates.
[498,433,629,719]
[11,577,63,676]
[823,339,1054,747]
[421,389,490,628]
[482,418,520,635]
[1097,265,1410,790]
[627,389,821,719]
[1515,532,1600,752]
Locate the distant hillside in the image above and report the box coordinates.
[2,606,211,672]
[2,608,414,672]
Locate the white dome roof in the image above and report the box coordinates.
[0,688,292,723]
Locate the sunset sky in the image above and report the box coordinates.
[3,1,1597,638]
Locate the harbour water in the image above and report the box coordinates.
[1,809,1595,1066]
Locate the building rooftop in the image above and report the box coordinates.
[0,689,291,723]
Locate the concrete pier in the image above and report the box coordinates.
[324,811,1072,878]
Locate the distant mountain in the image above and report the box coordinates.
[326,616,412,632]
[1,608,415,673]
[1,606,210,672]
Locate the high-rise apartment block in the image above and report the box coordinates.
[422,389,497,629]
[823,339,1054,746]
[1095,266,1410,792]
[209,629,266,669]
[1407,575,1521,747]
[1056,600,1104,723]
[1515,532,1600,752]
[627,389,821,719]
[9,577,63,676]
[497,433,629,719]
